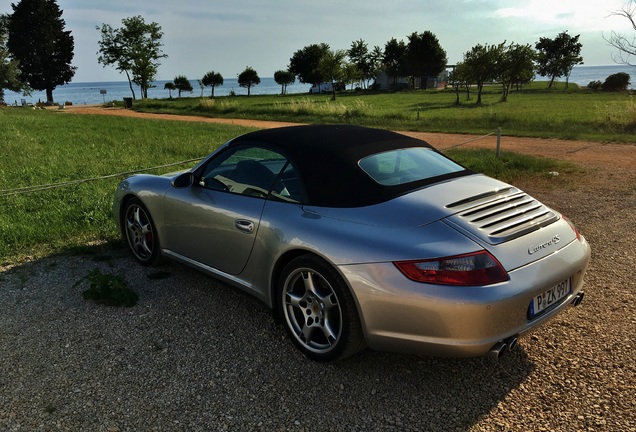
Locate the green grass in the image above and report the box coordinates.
[0,108,253,265]
[134,81,636,142]
[446,148,577,184]
[0,100,585,265]
[81,269,138,307]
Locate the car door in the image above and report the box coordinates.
[162,144,288,275]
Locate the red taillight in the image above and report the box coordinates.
[394,251,509,286]
[562,215,582,241]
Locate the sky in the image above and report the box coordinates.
[3,0,634,83]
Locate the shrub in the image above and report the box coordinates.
[587,80,602,91]
[81,269,138,307]
[602,72,631,91]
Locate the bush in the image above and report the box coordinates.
[81,269,138,307]
[602,72,631,91]
[587,80,602,91]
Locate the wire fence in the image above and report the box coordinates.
[1,128,504,198]
[441,128,503,156]
[0,157,204,198]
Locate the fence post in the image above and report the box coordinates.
[496,127,501,158]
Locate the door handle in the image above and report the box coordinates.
[234,219,255,234]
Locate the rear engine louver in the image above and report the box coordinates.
[445,188,558,245]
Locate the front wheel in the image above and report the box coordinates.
[122,198,162,266]
[277,255,364,361]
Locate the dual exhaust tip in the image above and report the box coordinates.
[487,291,585,360]
[571,292,585,307]
[487,335,519,360]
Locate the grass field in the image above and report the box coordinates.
[1,82,623,265]
[134,82,636,143]
[0,108,254,264]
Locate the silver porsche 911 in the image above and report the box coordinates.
[114,125,591,361]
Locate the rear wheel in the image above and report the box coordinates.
[122,198,162,266]
[277,255,364,361]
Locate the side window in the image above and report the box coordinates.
[198,145,301,202]
[273,162,304,203]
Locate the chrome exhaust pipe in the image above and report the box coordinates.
[487,334,520,360]
[571,292,585,307]
[487,341,507,360]
[504,335,519,351]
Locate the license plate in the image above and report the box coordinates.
[528,278,571,319]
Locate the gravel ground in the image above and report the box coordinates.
[1,118,635,431]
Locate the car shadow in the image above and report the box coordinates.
[0,244,535,431]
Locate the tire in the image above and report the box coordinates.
[277,254,365,361]
[122,197,162,266]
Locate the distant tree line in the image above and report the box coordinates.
[284,31,580,103]
[1,0,635,104]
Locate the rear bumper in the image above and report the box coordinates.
[340,236,591,357]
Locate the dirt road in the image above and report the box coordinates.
[61,104,635,171]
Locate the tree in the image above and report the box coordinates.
[173,75,193,98]
[201,70,224,97]
[348,39,382,89]
[319,49,346,100]
[602,72,631,91]
[497,43,536,101]
[197,79,204,97]
[0,14,26,103]
[448,62,471,105]
[342,62,359,90]
[97,16,167,99]
[405,31,447,89]
[383,37,407,90]
[348,39,369,86]
[605,1,636,66]
[164,82,175,99]
[463,43,504,104]
[237,66,260,96]
[7,0,75,103]
[273,70,294,95]
[535,31,583,89]
[369,45,384,88]
[288,43,330,86]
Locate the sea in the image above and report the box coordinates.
[4,65,634,106]
[4,77,312,106]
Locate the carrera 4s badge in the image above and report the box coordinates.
[528,234,561,255]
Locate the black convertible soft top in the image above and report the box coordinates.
[230,124,470,207]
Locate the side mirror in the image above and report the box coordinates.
[172,172,194,188]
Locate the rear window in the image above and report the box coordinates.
[359,147,465,186]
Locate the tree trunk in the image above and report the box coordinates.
[476,83,484,104]
[501,83,510,102]
[124,70,136,100]
[46,87,54,103]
